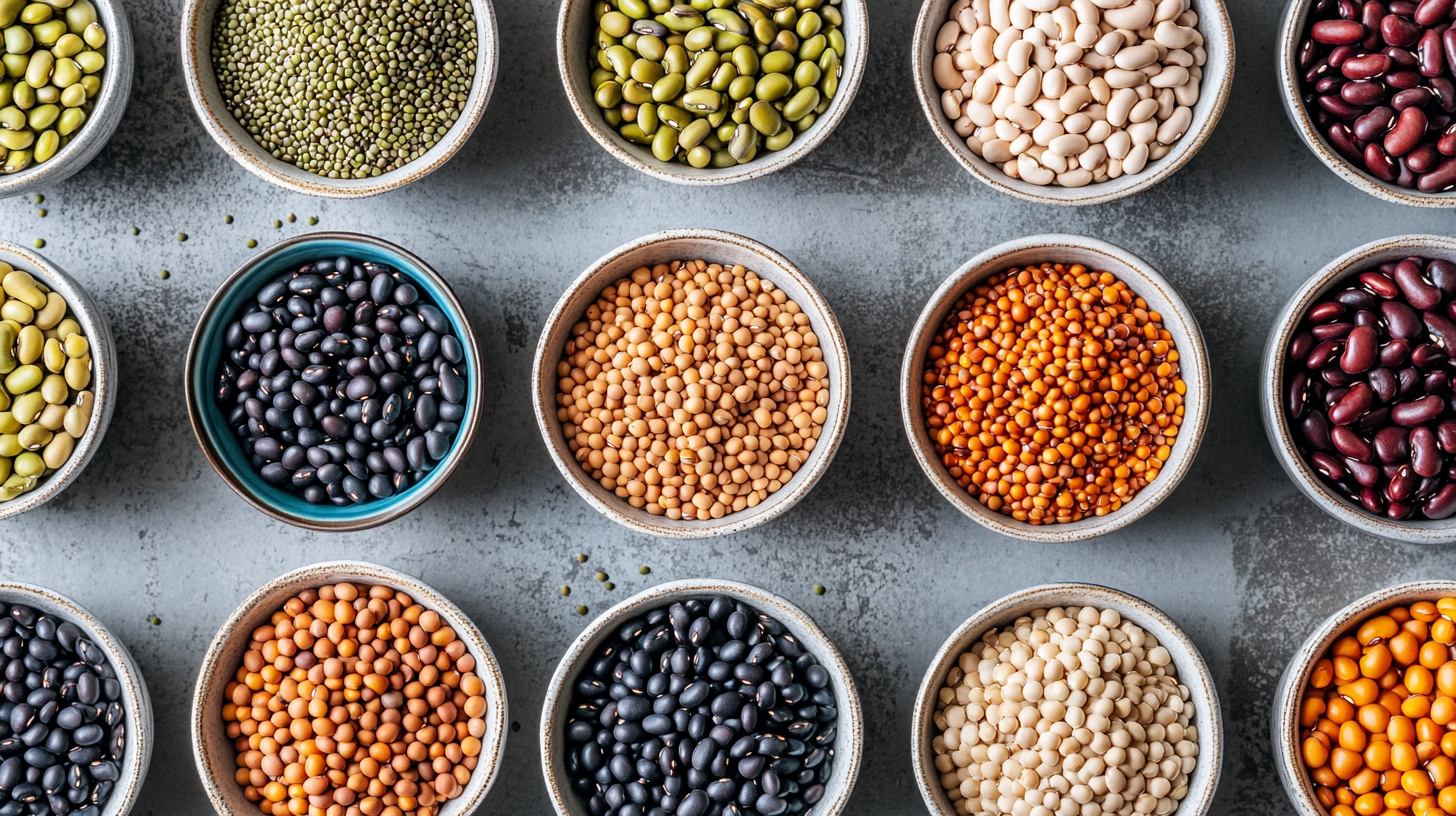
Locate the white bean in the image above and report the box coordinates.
[1034,12,1059,39]
[1023,0,1058,11]
[1106,87,1137,126]
[1009,0,1033,29]
[1094,31,1124,56]
[1153,20,1195,48]
[1081,52,1115,70]
[1127,118,1158,144]
[1033,43,1055,71]
[1032,97,1066,122]
[1113,43,1158,69]
[1006,102,1041,130]
[1054,42,1085,66]
[1103,0,1154,29]
[1048,133,1088,156]
[1148,64,1188,87]
[1162,48,1193,66]
[1085,119,1112,142]
[958,6,978,31]
[1042,66,1067,98]
[1003,158,1022,178]
[942,90,965,119]
[1105,128,1131,158]
[971,26,999,65]
[1155,87,1175,119]
[992,83,1016,116]
[1153,0,1182,23]
[1008,39,1034,75]
[934,53,961,89]
[969,101,998,126]
[1089,0,1134,8]
[982,139,1014,162]
[1176,8,1199,28]
[1063,112,1092,133]
[1074,21,1101,47]
[1104,68,1146,88]
[955,116,975,136]
[994,25,1021,60]
[1009,133,1034,154]
[1058,84,1092,114]
[994,117,1022,141]
[973,72,998,103]
[1172,77,1199,106]
[1107,157,1123,177]
[937,20,963,51]
[1127,97,1159,123]
[1079,143,1108,170]
[1052,6,1077,40]
[1039,148,1069,173]
[991,0,1012,30]
[1155,105,1191,143]
[1088,76,1111,103]
[1015,67,1042,105]
[1065,63,1094,85]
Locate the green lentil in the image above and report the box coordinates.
[272,220,281,229]
[30,239,41,248]
[595,571,608,582]
[0,0,105,175]
[576,553,588,562]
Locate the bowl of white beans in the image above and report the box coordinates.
[911,0,1235,205]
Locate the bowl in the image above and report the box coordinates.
[531,228,851,538]
[540,578,863,816]
[1270,580,1456,816]
[191,560,509,816]
[0,580,154,816]
[180,0,498,198]
[0,241,116,519]
[184,232,483,531]
[911,0,1234,205]
[0,0,133,200]
[898,234,1211,542]
[911,582,1224,816]
[555,0,867,185]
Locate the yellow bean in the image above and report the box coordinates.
[35,402,62,430]
[38,373,64,404]
[40,338,61,373]
[61,333,85,358]
[62,354,86,389]
[15,325,40,365]
[0,388,10,412]
[17,423,50,451]
[0,300,33,324]
[32,291,63,329]
[11,391,42,424]
[0,413,19,434]
[0,456,13,483]
[11,452,40,477]
[0,472,37,500]
[40,429,70,468]
[61,390,88,436]
[5,364,39,394]
[1,270,45,310]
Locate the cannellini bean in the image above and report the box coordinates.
[1006,103,1042,130]
[1033,120,1065,145]
[1154,0,1183,23]
[1155,87,1175,119]
[1172,77,1199,106]
[1063,112,1092,133]
[1009,133,1034,154]
[1085,119,1112,142]
[1106,87,1137,125]
[934,53,961,89]
[1033,12,1058,40]
[1149,64,1188,88]
[969,100,998,126]
[1105,68,1146,88]
[1070,0,1099,24]
[1042,66,1067,98]
[1128,118,1158,144]
[1008,39,1034,75]
[973,72,998,103]
[1128,97,1159,123]
[1048,133,1089,155]
[942,90,964,119]
[938,21,963,51]
[958,5,978,31]
[982,138,1014,162]
[1153,20,1195,48]
[1010,0,1034,28]
[994,118,1021,141]
[992,84,1016,116]
[1079,142,1108,169]
[991,0,1011,30]
[954,50,979,71]
[1015,66,1042,105]
[1052,6,1076,40]
[955,116,975,136]
[1156,105,1191,143]
[1149,141,1172,160]
[993,25,1020,60]
[1177,8,1198,27]
[1105,128,1132,158]
[1003,158,1021,177]
[1054,42,1085,65]
[1065,63,1094,85]
[971,26,998,65]
[1094,31,1124,56]
[1113,43,1158,69]
[1058,84,1092,114]
[1104,0,1154,29]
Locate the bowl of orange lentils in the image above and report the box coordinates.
[898,234,1211,542]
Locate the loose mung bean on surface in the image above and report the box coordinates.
[555,260,829,521]
[932,605,1199,816]
[920,262,1185,525]
[0,0,107,175]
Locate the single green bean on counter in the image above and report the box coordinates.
[0,0,108,174]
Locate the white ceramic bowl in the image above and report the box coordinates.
[911,0,1234,205]
[190,561,509,816]
[0,580,154,816]
[540,578,863,816]
[899,234,1211,542]
[911,583,1224,816]
[531,228,851,538]
[180,0,498,198]
[555,0,867,185]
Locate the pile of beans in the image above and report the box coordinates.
[215,255,468,506]
[1283,255,1456,520]
[555,260,829,521]
[0,0,107,174]
[222,582,490,816]
[563,595,839,816]
[1297,0,1456,193]
[932,605,1200,816]
[0,603,128,816]
[1297,597,1456,816]
[920,262,1186,525]
[932,0,1207,188]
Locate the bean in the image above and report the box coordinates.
[1341,325,1380,372]
[1417,157,1456,191]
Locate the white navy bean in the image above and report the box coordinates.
[1114,43,1158,69]
[937,20,962,51]
[1007,38,1033,74]
[1153,20,1195,48]
[1009,0,1034,29]
[1058,167,1094,186]
[1104,68,1146,88]
[1086,118,1113,142]
[1015,67,1042,104]
[934,53,961,89]
[1105,128,1132,158]
[1049,132,1089,155]
[1034,120,1066,145]
[1128,118,1158,144]
[1172,77,1199,106]
[1064,111,1092,133]
[1153,0,1182,23]
[1079,142,1108,169]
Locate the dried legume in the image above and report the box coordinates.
[0,0,107,175]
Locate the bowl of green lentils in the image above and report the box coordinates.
[557,0,867,184]
[180,0,498,197]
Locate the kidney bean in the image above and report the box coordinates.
[1370,367,1400,402]
[1328,123,1364,161]
[1342,52,1392,80]
[1327,385,1351,410]
[1437,418,1456,451]
[1308,338,1344,368]
[1390,0,1417,13]
[1301,37,1319,68]
[1383,299,1424,337]
[1333,425,1377,460]
[1321,93,1368,119]
[1433,79,1456,113]
[1424,310,1456,348]
[1317,77,1345,95]
[1375,424,1411,461]
[1361,485,1387,512]
[1422,483,1456,517]
[1312,450,1347,480]
[1426,370,1451,394]
[1392,394,1446,425]
[1325,366,1358,387]
[1347,456,1383,485]
[1412,426,1445,476]
[1407,142,1442,172]
[1303,411,1336,451]
[1341,0,1364,17]
[1420,28,1447,75]
[1340,324,1381,373]
[1411,342,1448,368]
[1416,0,1453,23]
[1388,465,1420,500]
[1387,70,1425,90]
[1394,258,1443,308]
[1398,366,1423,397]
[1309,300,1348,323]
[1366,142,1400,179]
[1358,404,1393,432]
[1338,287,1379,311]
[1398,157,1420,188]
[1383,14,1424,45]
[1439,127,1456,156]
[1380,338,1411,366]
[1290,370,1311,417]
[1392,88,1435,112]
[1361,271,1403,298]
[1291,331,1315,361]
[1343,81,1389,105]
[1385,106,1430,155]
[1417,157,1456,190]
[1332,382,1378,424]
[1315,19,1368,42]
[1431,259,1456,295]
[1313,322,1355,341]
[1354,107,1398,142]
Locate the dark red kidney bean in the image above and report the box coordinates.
[1307,59,1332,84]
[1394,259,1443,308]
[1308,338,1344,367]
[1386,45,1421,68]
[1389,465,1420,500]
[1417,474,1444,499]
[1375,424,1411,461]
[1357,404,1393,432]
[1301,37,1318,68]
[1361,271,1402,298]
[1328,123,1364,161]
[1338,287,1379,311]
[1444,26,1456,70]
[1329,44,1359,67]
[1433,79,1456,113]
[1382,299,1424,337]
[1413,426,1445,475]
[1324,365,1357,386]
[1383,13,1424,45]
[1332,382,1377,425]
[1342,80,1388,104]
[1308,300,1347,322]
[1313,321,1355,339]
[1411,342,1448,368]
[1327,385,1352,408]
[1314,19,1368,41]
[1416,0,1453,24]
[1381,338,1412,366]
[1333,425,1377,460]
[1390,0,1418,13]
[1370,367,1400,401]
[1291,331,1315,361]
[1407,142,1442,172]
[1362,485,1388,512]
[1437,418,1456,451]
[1398,366,1423,397]
[1393,87,1435,110]
[1341,324,1381,372]
[1423,483,1456,518]
[1426,370,1452,394]
[1366,142,1400,179]
[1440,126,1456,155]
[1424,310,1456,348]
[1433,259,1456,294]
[1420,28,1448,75]
[1386,70,1425,89]
[1386,107,1429,156]
[1320,93,1367,119]
[1342,52,1393,78]
[1389,498,1416,518]
[1303,411,1336,451]
[1317,76,1345,94]
[1392,394,1446,425]
[1397,158,1420,189]
[1347,457,1383,485]
[1312,450,1347,480]
[1341,0,1364,17]
[1417,157,1456,191]
[1354,106,1398,141]
[1290,370,1311,417]
[1355,309,1380,328]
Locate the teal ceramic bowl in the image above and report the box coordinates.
[185,233,483,531]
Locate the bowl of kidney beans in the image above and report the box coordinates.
[1280,0,1456,205]
[186,233,482,532]
[540,579,862,816]
[1261,235,1456,541]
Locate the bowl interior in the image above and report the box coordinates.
[541,579,863,816]
[900,236,1210,541]
[192,561,509,816]
[557,0,866,184]
[913,583,1223,816]
[913,0,1233,205]
[188,235,480,527]
[533,231,850,537]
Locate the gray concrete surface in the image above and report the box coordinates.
[1,0,1453,812]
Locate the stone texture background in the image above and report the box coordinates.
[1,0,1453,812]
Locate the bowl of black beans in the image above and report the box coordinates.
[186,232,483,531]
[0,581,152,816]
[540,579,862,816]
[1262,234,1456,542]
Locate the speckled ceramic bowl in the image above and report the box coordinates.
[911,0,1233,205]
[540,578,863,816]
[912,583,1224,816]
[0,0,132,200]
[1271,580,1456,815]
[555,0,867,185]
[185,232,482,531]
[191,561,509,816]
[0,580,154,816]
[180,0,497,198]
[1260,235,1456,543]
[531,229,851,538]
[899,234,1210,542]
[0,242,116,519]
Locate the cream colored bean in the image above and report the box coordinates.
[935,53,961,89]
[990,0,1011,30]
[32,293,65,330]
[1149,65,1188,88]
[942,90,964,119]
[1006,103,1041,130]
[994,118,1021,142]
[1105,128,1132,158]
[1033,119,1065,145]
[1023,0,1058,12]
[1052,6,1076,40]
[1058,168,1094,187]
[1163,48,1193,67]
[982,138,1014,162]
[1094,30,1123,56]
[1018,154,1054,184]
[1104,68,1146,88]
[1030,14,1055,40]
[1015,66,1041,105]
[1153,20,1195,48]
[1172,77,1199,106]
[1128,118,1158,144]
[1070,0,1099,24]
[1113,43,1158,69]
[1032,96,1065,122]
[969,100,996,126]
[1089,76,1111,103]
[1064,63,1092,86]
[1155,87,1175,119]
[1074,22,1101,47]
[1009,0,1033,29]
[1156,105,1191,143]
[1063,112,1092,133]
[1086,119,1112,142]
[63,391,91,437]
[1106,87,1137,126]
[1123,141,1150,172]
[1052,42,1084,66]
[1007,39,1034,75]
[41,430,72,469]
[1153,0,1182,23]
[1128,97,1159,124]
[1108,157,1123,177]
[36,403,65,431]
[11,393,43,425]
[1079,142,1108,170]
[1048,133,1088,156]
[1040,148,1069,173]
[1150,141,1173,160]
[1042,66,1067,98]
[1089,0,1134,8]
[1,271,45,311]
[63,355,89,390]
[1009,132,1034,154]
[1058,84,1092,114]
[971,26,998,65]
[992,83,1015,116]
[1177,8,1199,27]
[1104,0,1154,29]
[993,25,1020,60]
[973,72,998,102]
[937,20,962,51]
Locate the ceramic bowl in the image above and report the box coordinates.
[899,234,1211,542]
[191,561,509,816]
[184,232,483,531]
[0,0,133,200]
[0,580,154,816]
[1259,234,1456,543]
[179,0,498,198]
[912,583,1224,816]
[555,0,867,185]
[0,242,116,519]
[540,578,863,816]
[1270,580,1456,815]
[1277,0,1456,207]
[531,228,851,538]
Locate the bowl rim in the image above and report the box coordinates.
[910,582,1225,816]
[0,241,117,519]
[0,580,154,816]
[538,577,863,816]
[530,227,852,538]
[183,231,483,532]
[898,233,1211,542]
[178,0,499,198]
[910,0,1235,206]
[1258,234,1456,543]
[553,0,869,185]
[189,559,510,816]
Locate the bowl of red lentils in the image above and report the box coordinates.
[899,234,1210,542]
